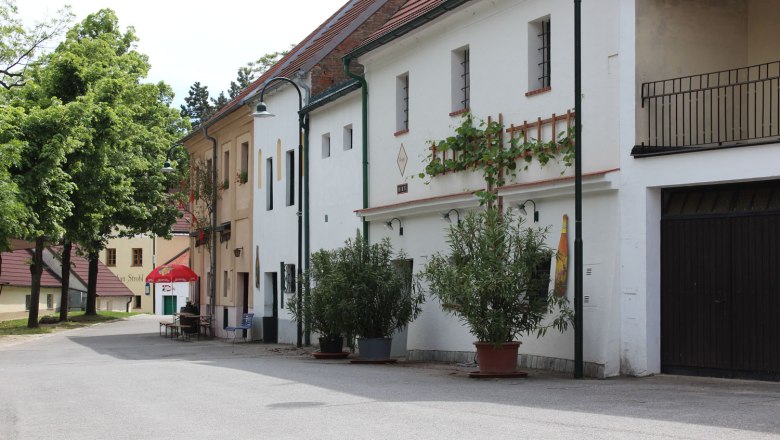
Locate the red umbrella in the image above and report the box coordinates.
[145,264,199,283]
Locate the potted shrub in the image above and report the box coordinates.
[420,207,572,376]
[338,231,424,361]
[287,249,353,355]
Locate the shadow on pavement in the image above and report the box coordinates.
[64,318,780,436]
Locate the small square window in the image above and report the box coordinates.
[343,125,353,151]
[322,133,331,158]
[132,248,143,267]
[46,294,53,310]
[135,295,142,308]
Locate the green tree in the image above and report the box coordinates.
[0,0,72,89]
[211,90,228,111]
[228,66,253,99]
[13,9,186,321]
[180,81,213,127]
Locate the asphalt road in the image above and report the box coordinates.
[1,315,780,440]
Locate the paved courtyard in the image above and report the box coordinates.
[1,315,779,439]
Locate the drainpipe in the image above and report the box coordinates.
[203,126,218,328]
[343,56,369,242]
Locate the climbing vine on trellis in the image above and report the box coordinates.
[419,112,575,208]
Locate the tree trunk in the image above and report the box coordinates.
[85,249,98,316]
[59,240,72,322]
[27,237,45,328]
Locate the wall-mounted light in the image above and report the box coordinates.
[518,200,539,222]
[384,218,403,236]
[233,247,243,258]
[161,144,181,173]
[441,208,461,225]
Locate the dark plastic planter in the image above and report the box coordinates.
[318,336,344,353]
[357,337,392,360]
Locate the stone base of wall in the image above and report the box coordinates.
[407,349,605,378]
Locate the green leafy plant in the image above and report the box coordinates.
[420,112,574,205]
[221,178,230,190]
[315,231,424,341]
[420,208,572,345]
[286,249,355,347]
[236,171,248,184]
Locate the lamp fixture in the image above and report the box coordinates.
[384,218,403,236]
[161,144,181,173]
[252,101,274,119]
[518,200,539,222]
[441,208,460,225]
[233,247,243,258]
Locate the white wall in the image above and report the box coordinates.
[309,92,365,253]
[253,83,309,344]
[358,0,624,375]
[154,282,191,315]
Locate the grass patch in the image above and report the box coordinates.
[0,311,142,336]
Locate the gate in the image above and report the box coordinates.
[661,181,780,380]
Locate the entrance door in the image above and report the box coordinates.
[162,295,177,315]
[661,181,780,379]
[241,272,249,338]
[263,272,278,343]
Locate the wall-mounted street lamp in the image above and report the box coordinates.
[385,218,403,236]
[252,76,306,348]
[518,200,539,223]
[233,247,243,258]
[441,209,460,225]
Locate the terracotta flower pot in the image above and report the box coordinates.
[474,341,521,374]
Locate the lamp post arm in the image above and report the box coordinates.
[258,76,303,111]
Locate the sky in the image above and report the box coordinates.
[17,0,350,108]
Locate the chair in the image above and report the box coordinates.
[199,315,213,339]
[225,313,254,343]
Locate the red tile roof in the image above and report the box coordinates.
[349,0,470,58]
[184,0,390,140]
[172,209,190,234]
[51,247,135,298]
[365,0,443,41]
[0,249,62,288]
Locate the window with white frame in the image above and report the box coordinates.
[321,133,331,158]
[343,125,353,151]
[451,46,470,113]
[528,16,551,91]
[396,73,409,133]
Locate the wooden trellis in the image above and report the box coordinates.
[428,110,575,173]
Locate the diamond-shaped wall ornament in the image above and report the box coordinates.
[397,143,408,177]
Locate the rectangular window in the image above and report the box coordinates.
[343,125,353,151]
[321,133,331,158]
[223,271,229,298]
[132,248,143,267]
[46,294,53,310]
[451,46,470,113]
[396,73,409,133]
[240,142,249,175]
[134,295,142,308]
[286,150,295,206]
[223,150,230,189]
[25,295,31,311]
[528,17,551,91]
[106,248,116,266]
[266,158,273,210]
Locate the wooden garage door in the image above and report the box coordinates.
[661,181,780,380]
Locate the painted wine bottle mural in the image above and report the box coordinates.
[554,214,569,297]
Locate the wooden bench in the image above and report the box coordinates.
[159,321,175,337]
[167,324,192,341]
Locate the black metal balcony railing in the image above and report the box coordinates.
[634,61,780,156]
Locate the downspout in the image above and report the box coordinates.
[343,56,369,242]
[203,126,218,328]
